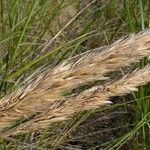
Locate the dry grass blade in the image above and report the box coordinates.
[0,29,150,137]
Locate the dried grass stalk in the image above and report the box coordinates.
[0,29,150,137]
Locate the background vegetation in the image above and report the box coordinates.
[0,0,150,149]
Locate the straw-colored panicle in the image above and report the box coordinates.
[0,29,150,137]
[1,64,150,137]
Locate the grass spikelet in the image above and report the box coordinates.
[2,64,150,137]
[1,29,150,137]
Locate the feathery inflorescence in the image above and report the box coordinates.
[0,29,150,137]
[2,64,150,137]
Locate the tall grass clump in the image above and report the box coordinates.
[0,0,150,149]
